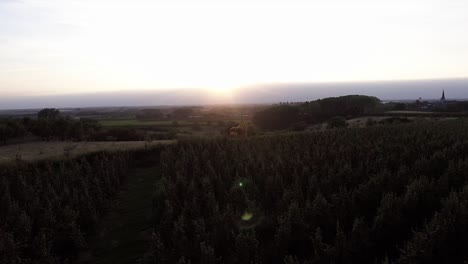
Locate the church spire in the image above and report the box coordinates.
[441,90,445,101]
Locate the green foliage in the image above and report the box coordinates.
[379,117,412,125]
[136,109,164,121]
[366,118,377,127]
[172,108,194,119]
[327,116,347,129]
[38,108,61,120]
[253,95,380,130]
[0,114,101,143]
[91,127,142,141]
[0,120,26,144]
[252,105,299,130]
[291,121,308,131]
[393,103,407,111]
[398,187,468,263]
[318,95,380,118]
[0,152,130,263]
[192,121,202,131]
[146,121,468,263]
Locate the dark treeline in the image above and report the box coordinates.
[136,109,165,121]
[0,108,160,143]
[0,108,100,144]
[145,121,468,263]
[253,95,380,130]
[397,100,468,112]
[447,101,468,112]
[0,152,130,263]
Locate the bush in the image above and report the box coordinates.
[90,128,142,141]
[290,121,308,131]
[366,118,377,127]
[327,116,347,129]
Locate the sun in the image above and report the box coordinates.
[207,87,236,103]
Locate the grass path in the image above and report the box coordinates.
[79,166,160,264]
[0,141,174,163]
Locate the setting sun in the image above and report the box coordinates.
[207,87,236,102]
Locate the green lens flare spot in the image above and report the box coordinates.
[241,212,253,221]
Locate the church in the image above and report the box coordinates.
[439,90,446,108]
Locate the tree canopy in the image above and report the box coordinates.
[37,108,61,120]
[253,95,381,130]
[252,105,300,130]
[145,120,468,263]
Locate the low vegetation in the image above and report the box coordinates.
[0,141,174,163]
[0,151,130,263]
[0,109,100,144]
[252,95,380,130]
[3,98,468,263]
[145,120,468,263]
[0,146,167,264]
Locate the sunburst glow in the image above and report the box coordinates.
[1,0,468,97]
[207,87,236,102]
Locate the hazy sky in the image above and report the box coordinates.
[1,0,468,99]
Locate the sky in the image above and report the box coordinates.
[1,0,468,107]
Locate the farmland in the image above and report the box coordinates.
[146,120,468,263]
[3,98,468,264]
[99,119,195,128]
[0,140,174,163]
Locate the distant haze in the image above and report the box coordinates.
[0,78,467,110]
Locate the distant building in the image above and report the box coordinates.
[414,97,431,110]
[408,90,466,112]
[437,90,447,110]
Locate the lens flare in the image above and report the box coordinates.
[241,212,253,221]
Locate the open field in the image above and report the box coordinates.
[99,118,244,128]
[386,110,434,114]
[347,116,460,128]
[384,111,468,117]
[0,140,175,163]
[99,119,193,127]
